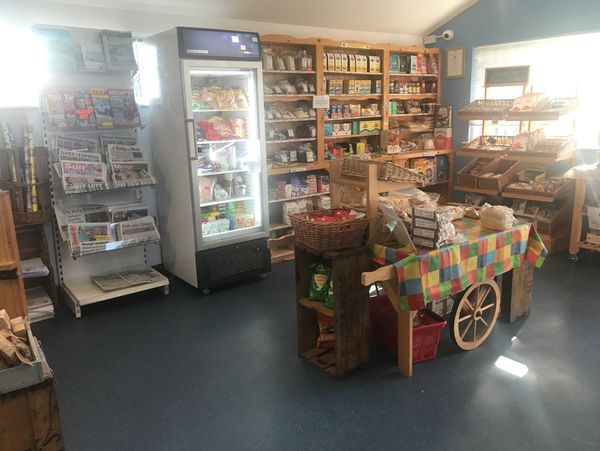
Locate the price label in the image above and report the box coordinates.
[423,151,436,157]
[290,167,307,173]
[312,95,330,109]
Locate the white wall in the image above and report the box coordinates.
[2,0,422,44]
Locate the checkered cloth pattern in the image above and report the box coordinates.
[370,218,547,311]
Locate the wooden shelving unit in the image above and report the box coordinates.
[261,35,449,263]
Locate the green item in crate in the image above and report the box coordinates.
[309,263,331,302]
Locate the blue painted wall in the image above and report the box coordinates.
[430,0,600,150]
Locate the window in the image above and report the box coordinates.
[0,25,48,108]
[471,33,600,148]
[132,40,160,106]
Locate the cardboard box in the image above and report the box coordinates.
[0,309,10,330]
[410,157,437,184]
[359,120,382,134]
[434,128,452,150]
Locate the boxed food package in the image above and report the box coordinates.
[317,175,330,193]
[390,53,400,72]
[344,79,356,95]
[399,55,411,73]
[359,120,382,134]
[341,54,348,71]
[410,157,436,184]
[334,53,342,71]
[436,155,449,182]
[410,55,418,73]
[434,128,452,150]
[316,195,331,210]
[411,206,455,249]
[374,80,382,94]
[327,53,335,70]
[283,198,308,225]
[348,54,356,72]
[306,174,318,194]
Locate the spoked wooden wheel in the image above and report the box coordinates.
[449,279,500,351]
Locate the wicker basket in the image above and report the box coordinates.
[341,157,425,185]
[289,209,369,253]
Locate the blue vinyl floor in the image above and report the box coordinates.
[33,252,600,450]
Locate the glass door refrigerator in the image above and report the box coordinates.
[147,27,270,292]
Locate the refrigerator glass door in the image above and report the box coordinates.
[183,62,267,249]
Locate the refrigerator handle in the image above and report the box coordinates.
[185,118,198,159]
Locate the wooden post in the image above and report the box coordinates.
[499,261,534,322]
[366,164,378,237]
[569,179,586,255]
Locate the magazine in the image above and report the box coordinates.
[68,222,113,256]
[61,90,76,128]
[61,160,108,193]
[59,148,102,162]
[65,90,98,128]
[106,203,149,222]
[91,268,163,292]
[108,88,141,126]
[35,26,77,69]
[81,42,106,70]
[110,161,155,187]
[107,144,144,161]
[43,90,67,128]
[116,216,160,242]
[100,30,137,70]
[100,134,137,151]
[91,88,113,127]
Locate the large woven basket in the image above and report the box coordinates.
[289,209,369,253]
[341,157,425,185]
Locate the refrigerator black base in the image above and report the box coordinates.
[195,237,271,290]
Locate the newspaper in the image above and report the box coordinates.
[59,148,102,162]
[91,268,163,292]
[110,161,155,187]
[107,203,149,222]
[54,204,109,240]
[115,216,160,242]
[100,134,137,151]
[61,160,108,193]
[107,144,144,161]
[68,222,113,256]
[57,134,99,151]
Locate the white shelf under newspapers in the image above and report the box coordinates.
[63,266,169,307]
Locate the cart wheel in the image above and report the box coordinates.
[569,253,578,263]
[449,279,500,351]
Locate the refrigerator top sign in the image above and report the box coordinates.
[177,27,261,61]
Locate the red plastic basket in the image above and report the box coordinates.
[369,295,447,363]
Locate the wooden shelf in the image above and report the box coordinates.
[266,137,316,145]
[270,247,295,264]
[269,223,292,231]
[324,133,380,140]
[325,115,382,122]
[265,117,315,124]
[324,70,382,75]
[389,73,438,78]
[264,95,313,102]
[454,185,499,196]
[298,298,334,317]
[268,161,329,175]
[374,148,453,160]
[63,267,169,307]
[456,149,574,164]
[458,104,577,122]
[263,69,316,74]
[269,192,327,204]
[329,94,382,100]
[501,190,567,203]
[389,113,434,118]
[388,93,437,100]
[0,260,18,271]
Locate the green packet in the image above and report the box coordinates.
[309,263,331,302]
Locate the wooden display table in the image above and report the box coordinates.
[0,363,64,450]
[362,218,546,376]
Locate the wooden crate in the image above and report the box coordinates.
[457,157,497,188]
[295,245,369,378]
[0,363,64,451]
[477,159,522,191]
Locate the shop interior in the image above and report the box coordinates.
[1,0,600,449]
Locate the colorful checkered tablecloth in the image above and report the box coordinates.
[370,218,547,311]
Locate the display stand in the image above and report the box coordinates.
[40,25,168,317]
[261,36,450,264]
[456,73,577,254]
